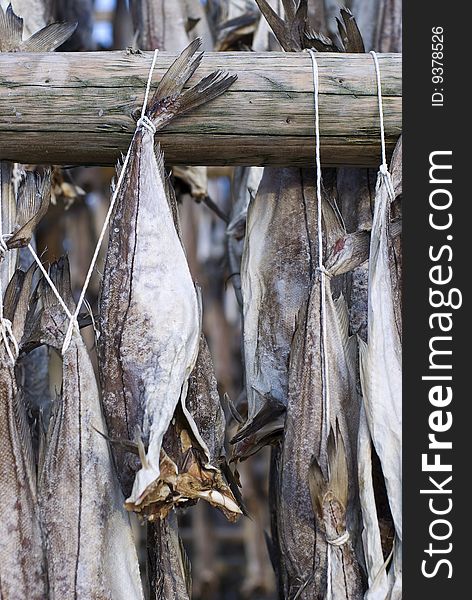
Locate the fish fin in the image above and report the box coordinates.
[0,3,23,51]
[333,293,350,344]
[328,422,349,509]
[230,393,285,444]
[304,29,337,52]
[177,535,193,598]
[149,65,237,132]
[151,38,203,104]
[390,217,402,239]
[308,456,327,519]
[358,334,369,399]
[18,22,78,52]
[91,425,142,456]
[219,457,250,517]
[325,230,370,277]
[3,264,36,344]
[223,392,245,424]
[254,0,288,50]
[2,269,26,323]
[339,7,365,53]
[133,425,152,469]
[7,169,51,249]
[345,335,358,381]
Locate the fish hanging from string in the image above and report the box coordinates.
[98,39,240,521]
[23,258,145,600]
[0,266,47,600]
[358,53,402,600]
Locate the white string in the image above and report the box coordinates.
[327,530,350,547]
[308,48,340,600]
[307,49,331,449]
[56,49,159,355]
[370,51,396,202]
[0,203,19,364]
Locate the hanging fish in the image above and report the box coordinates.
[98,40,238,516]
[359,151,402,600]
[0,266,47,600]
[231,168,316,459]
[24,258,144,600]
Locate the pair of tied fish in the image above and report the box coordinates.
[98,38,241,522]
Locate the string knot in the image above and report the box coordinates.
[137,115,156,135]
[317,265,332,279]
[1,317,19,365]
[327,530,350,547]
[379,163,388,175]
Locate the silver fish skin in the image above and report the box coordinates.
[0,268,47,600]
[29,259,144,600]
[359,164,402,600]
[234,168,315,453]
[98,40,237,507]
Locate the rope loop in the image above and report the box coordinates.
[137,115,157,135]
[327,530,350,547]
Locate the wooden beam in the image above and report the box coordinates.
[0,51,401,167]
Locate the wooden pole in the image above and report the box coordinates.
[0,51,401,167]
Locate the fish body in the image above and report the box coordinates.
[275,188,362,599]
[98,41,237,509]
[359,167,402,598]
[28,259,144,600]
[233,167,315,455]
[0,269,47,600]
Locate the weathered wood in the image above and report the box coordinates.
[0,51,401,167]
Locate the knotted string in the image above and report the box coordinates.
[20,49,159,356]
[370,51,396,202]
[307,48,338,600]
[307,49,330,458]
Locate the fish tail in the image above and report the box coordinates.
[146,39,237,130]
[7,169,51,250]
[308,422,349,519]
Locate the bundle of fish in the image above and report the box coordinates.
[0,28,241,598]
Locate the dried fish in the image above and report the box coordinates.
[98,40,238,518]
[25,258,144,600]
[0,267,47,600]
[232,168,315,458]
[359,161,402,599]
[278,230,362,599]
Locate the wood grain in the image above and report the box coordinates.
[0,51,401,166]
